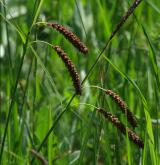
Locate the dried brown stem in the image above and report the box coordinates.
[30,149,48,165]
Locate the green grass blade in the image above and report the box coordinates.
[142,25,160,91]
[102,54,156,164]
[145,0,160,15]
[0,13,26,43]
[30,0,44,30]
[31,94,76,163]
[30,46,62,101]
[0,32,30,163]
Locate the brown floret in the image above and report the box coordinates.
[52,45,81,95]
[48,23,88,54]
[96,108,144,149]
[106,89,137,128]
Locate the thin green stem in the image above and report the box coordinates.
[82,0,143,85]
[75,0,87,38]
[30,93,76,163]
[29,40,53,48]
[0,0,44,162]
[0,32,30,163]
[2,0,12,80]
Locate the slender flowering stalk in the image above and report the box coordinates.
[48,23,88,54]
[105,89,137,128]
[96,108,144,149]
[80,0,143,84]
[108,0,142,41]
[52,46,81,95]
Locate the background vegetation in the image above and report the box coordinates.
[0,0,160,164]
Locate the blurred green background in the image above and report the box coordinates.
[0,0,160,164]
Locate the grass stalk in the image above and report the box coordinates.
[0,0,44,162]
[82,0,143,84]
[30,93,76,163]
[0,32,30,163]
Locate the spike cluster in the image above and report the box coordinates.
[52,46,81,95]
[48,23,88,54]
[105,89,137,128]
[96,108,144,149]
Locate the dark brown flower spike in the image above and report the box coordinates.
[105,89,137,128]
[96,108,144,149]
[48,23,88,54]
[52,45,81,95]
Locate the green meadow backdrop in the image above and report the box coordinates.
[0,0,160,164]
